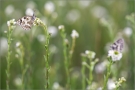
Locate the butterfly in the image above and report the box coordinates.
[110,38,124,52]
[16,13,36,30]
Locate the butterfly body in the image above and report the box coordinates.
[16,14,36,30]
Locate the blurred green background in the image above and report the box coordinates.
[0,0,135,89]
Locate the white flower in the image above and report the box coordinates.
[91,6,108,19]
[108,50,122,61]
[65,9,80,24]
[78,1,91,8]
[5,5,14,15]
[71,30,79,38]
[37,34,46,43]
[58,25,64,30]
[107,79,116,90]
[7,19,16,27]
[44,1,55,14]
[85,50,96,59]
[26,1,36,9]
[52,82,60,89]
[16,42,21,47]
[48,26,57,37]
[14,77,22,87]
[0,38,8,56]
[25,8,33,16]
[95,61,107,74]
[123,27,132,37]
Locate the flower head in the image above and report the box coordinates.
[85,50,96,59]
[107,79,116,90]
[108,50,122,61]
[71,30,79,39]
[33,18,45,26]
[7,19,16,28]
[44,1,55,14]
[115,77,126,88]
[58,25,64,30]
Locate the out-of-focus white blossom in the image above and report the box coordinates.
[71,30,79,39]
[78,1,91,8]
[86,82,97,90]
[95,61,107,74]
[0,38,8,56]
[44,1,55,14]
[16,42,21,47]
[26,1,36,9]
[107,79,116,90]
[97,87,102,90]
[48,26,57,37]
[52,82,60,89]
[123,27,132,37]
[25,8,34,16]
[57,1,66,7]
[37,34,46,43]
[108,50,122,61]
[49,45,58,54]
[58,25,64,30]
[65,9,80,24]
[14,77,22,87]
[5,5,14,15]
[91,6,108,19]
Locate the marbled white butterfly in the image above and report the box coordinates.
[110,38,124,52]
[16,13,36,30]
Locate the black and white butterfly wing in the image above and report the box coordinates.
[110,38,124,52]
[16,14,36,30]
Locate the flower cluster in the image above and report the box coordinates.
[7,19,16,29]
[33,18,45,26]
[58,25,64,30]
[85,50,96,59]
[71,30,79,39]
[115,77,126,88]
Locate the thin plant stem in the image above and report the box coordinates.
[34,18,50,89]
[88,58,98,87]
[19,44,28,90]
[60,28,70,89]
[81,56,86,90]
[89,59,93,86]
[42,24,50,89]
[103,59,113,90]
[69,38,76,63]
[6,26,13,90]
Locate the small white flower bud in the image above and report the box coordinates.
[71,30,79,38]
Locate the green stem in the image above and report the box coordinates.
[115,85,119,90]
[89,62,93,86]
[69,38,76,63]
[103,59,113,90]
[6,27,13,90]
[60,29,70,89]
[42,24,50,89]
[81,57,86,90]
